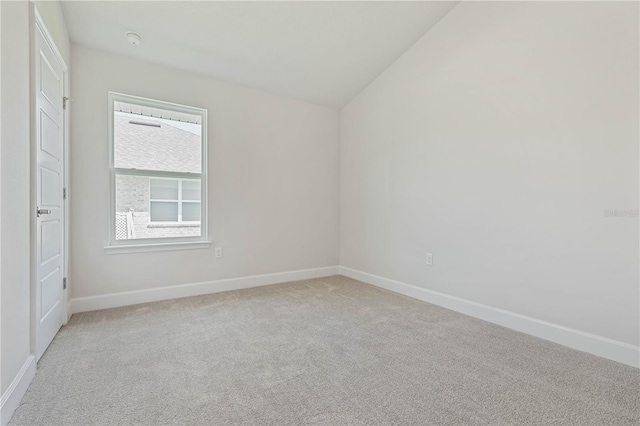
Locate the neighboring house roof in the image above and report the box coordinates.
[114,113,201,174]
[114,100,201,124]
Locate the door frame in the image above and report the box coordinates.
[29,5,70,360]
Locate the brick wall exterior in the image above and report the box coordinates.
[116,175,150,212]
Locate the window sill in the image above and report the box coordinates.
[104,240,212,255]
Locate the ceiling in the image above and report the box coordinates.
[61,1,458,108]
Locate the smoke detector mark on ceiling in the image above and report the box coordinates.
[125,32,142,46]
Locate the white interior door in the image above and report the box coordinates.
[35,23,65,360]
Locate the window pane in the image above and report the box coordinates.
[150,179,178,200]
[115,173,201,240]
[150,201,178,222]
[182,179,201,201]
[115,174,149,240]
[182,202,201,222]
[111,95,205,242]
[113,108,202,173]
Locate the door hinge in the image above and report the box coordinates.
[63,277,67,290]
[63,187,67,200]
[63,97,70,110]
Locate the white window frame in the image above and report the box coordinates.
[105,92,210,254]
[149,177,201,225]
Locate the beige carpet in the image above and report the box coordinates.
[10,276,640,425]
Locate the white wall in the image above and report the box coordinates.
[0,0,31,396]
[340,1,639,346]
[1,0,70,400]
[69,45,340,299]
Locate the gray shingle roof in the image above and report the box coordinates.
[114,113,201,174]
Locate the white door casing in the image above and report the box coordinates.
[34,18,66,361]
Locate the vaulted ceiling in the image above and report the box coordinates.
[61,1,458,108]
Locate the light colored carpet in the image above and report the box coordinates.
[10,275,640,425]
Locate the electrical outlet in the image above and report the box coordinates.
[215,247,223,259]
[426,253,433,266]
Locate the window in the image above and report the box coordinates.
[149,178,201,223]
[107,92,209,252]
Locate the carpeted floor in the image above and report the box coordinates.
[10,275,640,425]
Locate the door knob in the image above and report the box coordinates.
[37,207,51,217]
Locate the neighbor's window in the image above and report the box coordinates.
[149,178,201,223]
[109,92,207,248]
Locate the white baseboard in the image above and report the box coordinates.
[339,266,640,368]
[0,355,36,426]
[69,266,339,314]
